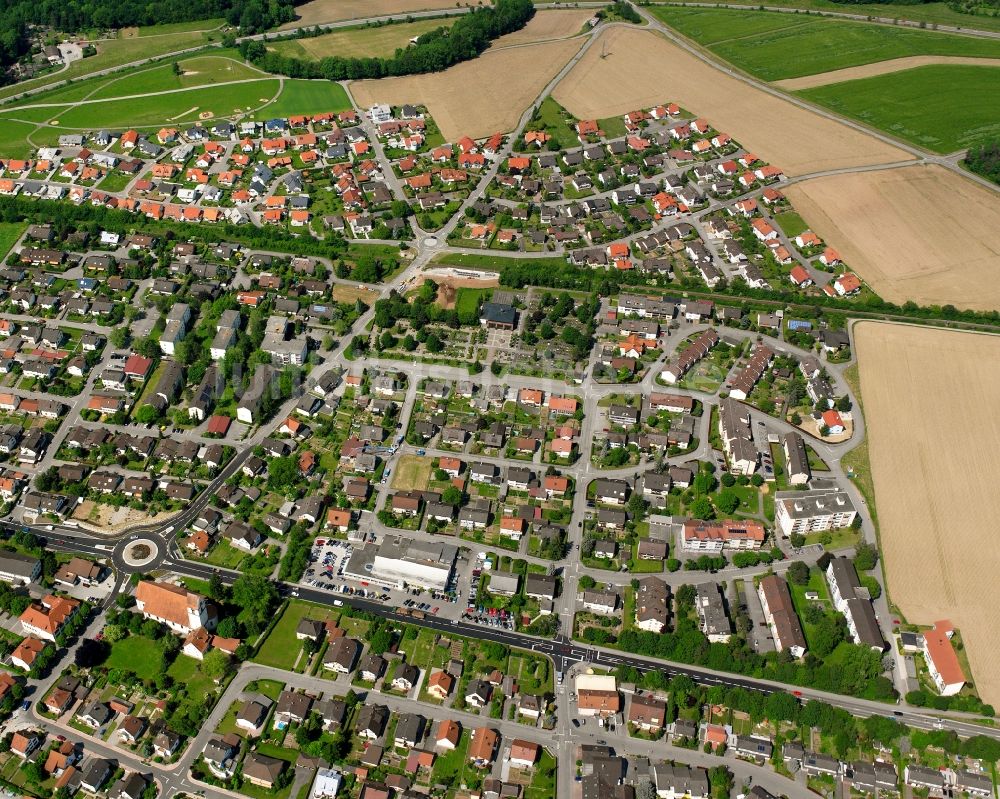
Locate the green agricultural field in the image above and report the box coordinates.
[39,79,281,130]
[270,18,457,60]
[0,24,224,103]
[651,7,1000,80]
[88,55,264,100]
[799,64,1000,152]
[251,79,353,119]
[0,120,39,158]
[648,0,1000,34]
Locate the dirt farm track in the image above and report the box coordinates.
[855,321,1000,707]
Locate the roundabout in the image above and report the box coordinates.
[113,535,166,572]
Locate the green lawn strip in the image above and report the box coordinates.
[433,252,568,271]
[651,6,1000,81]
[524,748,557,799]
[95,171,135,192]
[0,223,26,259]
[798,64,1000,153]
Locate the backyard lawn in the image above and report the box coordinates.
[0,223,25,259]
[106,636,165,681]
[253,600,340,671]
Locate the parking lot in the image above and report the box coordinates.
[300,537,464,618]
[461,552,515,631]
[301,538,391,603]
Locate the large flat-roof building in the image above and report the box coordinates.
[775,482,857,537]
[345,536,457,591]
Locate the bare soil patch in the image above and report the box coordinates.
[551,26,911,176]
[491,9,593,48]
[332,284,379,305]
[350,36,583,140]
[854,321,1000,706]
[72,500,176,532]
[784,164,1000,311]
[392,454,433,491]
[281,0,458,28]
[775,56,1000,90]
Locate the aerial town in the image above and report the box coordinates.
[0,0,993,798]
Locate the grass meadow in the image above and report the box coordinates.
[269,18,455,60]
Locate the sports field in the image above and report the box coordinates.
[650,7,1000,80]
[0,120,38,158]
[784,164,1000,310]
[270,18,455,60]
[35,79,281,130]
[854,321,1000,706]
[0,21,224,102]
[351,36,583,140]
[798,64,1000,152]
[551,26,911,176]
[87,55,264,99]
[250,79,353,118]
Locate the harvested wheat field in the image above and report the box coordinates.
[281,0,456,28]
[492,9,593,47]
[785,165,1000,310]
[551,27,911,175]
[776,55,1000,90]
[854,321,1000,706]
[351,37,583,140]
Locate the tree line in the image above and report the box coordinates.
[965,140,1000,186]
[239,0,535,81]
